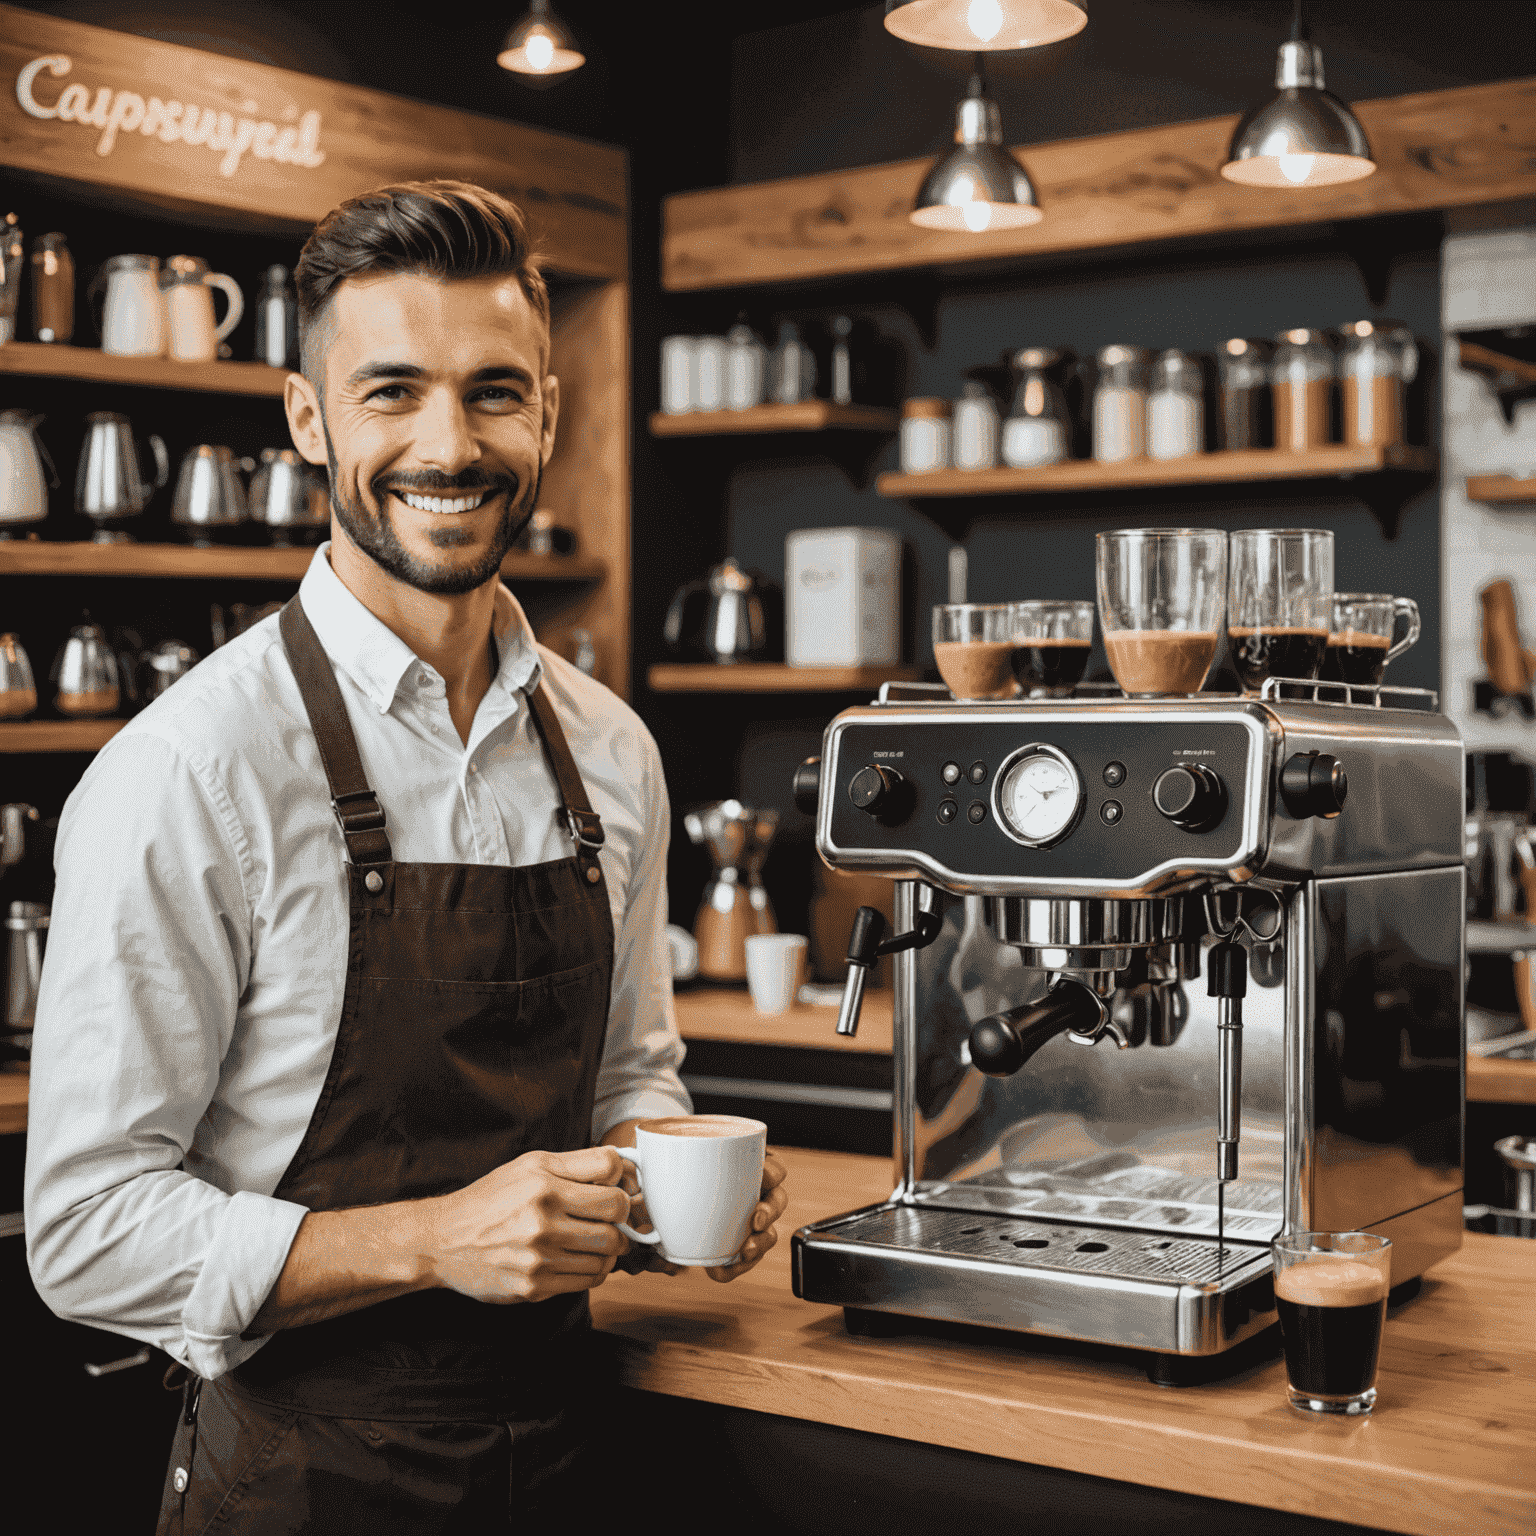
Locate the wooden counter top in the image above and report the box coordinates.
[590,1147,1536,1536]
[1468,1052,1536,1106]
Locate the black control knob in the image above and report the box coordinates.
[1152,764,1227,832]
[793,757,821,815]
[1280,751,1348,820]
[847,764,913,825]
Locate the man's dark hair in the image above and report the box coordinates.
[295,180,550,381]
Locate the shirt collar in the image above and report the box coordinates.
[297,544,544,715]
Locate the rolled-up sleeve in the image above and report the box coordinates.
[24,732,308,1379]
[590,729,692,1138]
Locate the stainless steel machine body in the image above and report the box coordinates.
[791,686,1465,1358]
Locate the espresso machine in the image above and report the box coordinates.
[790,679,1464,1375]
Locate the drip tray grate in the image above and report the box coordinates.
[834,1205,1268,1288]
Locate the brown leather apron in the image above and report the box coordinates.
[157,597,616,1534]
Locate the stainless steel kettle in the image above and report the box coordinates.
[171,444,251,544]
[663,558,782,664]
[248,448,328,546]
[0,411,57,533]
[75,412,169,542]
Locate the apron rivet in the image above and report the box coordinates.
[365,871,384,893]
[173,1468,188,1493]
[586,865,601,883]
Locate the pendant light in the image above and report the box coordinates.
[1220,1,1374,189]
[884,0,1087,51]
[497,0,585,77]
[911,62,1042,233]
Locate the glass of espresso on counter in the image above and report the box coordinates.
[1011,600,1094,698]
[933,603,1017,700]
[1096,528,1227,697]
[1321,592,1421,691]
[1272,1231,1392,1415]
[1227,528,1333,694]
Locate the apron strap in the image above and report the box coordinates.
[279,597,393,867]
[524,682,606,882]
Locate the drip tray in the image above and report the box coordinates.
[793,1203,1276,1356]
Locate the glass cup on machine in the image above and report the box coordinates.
[933,604,1017,700]
[1010,600,1094,698]
[1320,593,1421,689]
[1227,528,1333,694]
[1095,528,1227,697]
[1272,1231,1392,1415]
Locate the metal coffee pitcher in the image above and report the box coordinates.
[171,445,251,544]
[0,410,58,534]
[76,412,169,542]
[249,449,328,545]
[0,804,37,878]
[51,622,120,717]
[5,900,47,1032]
[140,640,201,703]
[663,558,781,664]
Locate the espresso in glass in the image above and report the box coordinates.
[1102,631,1218,695]
[1227,626,1328,691]
[1010,599,1095,698]
[1321,629,1391,686]
[933,604,1016,700]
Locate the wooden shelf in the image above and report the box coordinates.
[1467,475,1536,504]
[1467,1051,1536,1107]
[877,443,1437,500]
[0,719,125,753]
[649,403,900,437]
[674,986,892,1054]
[648,662,922,693]
[0,542,606,584]
[0,1073,25,1136]
[0,342,289,397]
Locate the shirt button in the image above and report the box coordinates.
[468,762,478,774]
[173,1469,188,1493]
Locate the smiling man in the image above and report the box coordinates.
[25,182,787,1534]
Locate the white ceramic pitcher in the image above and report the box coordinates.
[162,256,244,363]
[90,255,165,358]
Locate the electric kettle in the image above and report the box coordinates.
[663,558,782,664]
[0,411,57,534]
[75,412,169,541]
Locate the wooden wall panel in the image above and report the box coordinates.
[0,3,626,278]
[537,280,631,698]
[663,77,1536,290]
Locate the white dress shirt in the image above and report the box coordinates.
[24,546,690,1379]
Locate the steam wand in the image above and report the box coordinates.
[836,895,942,1038]
[1208,938,1248,1275]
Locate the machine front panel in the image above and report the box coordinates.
[822,709,1268,893]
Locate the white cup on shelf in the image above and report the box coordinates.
[745,932,807,1014]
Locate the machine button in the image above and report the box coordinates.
[967,801,987,825]
[968,761,988,785]
[941,761,962,786]
[1152,764,1227,832]
[1100,799,1123,825]
[848,764,912,824]
[1280,752,1348,819]
[1102,761,1126,788]
[936,798,958,824]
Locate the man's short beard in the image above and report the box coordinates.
[321,417,539,597]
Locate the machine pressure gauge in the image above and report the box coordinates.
[994,744,1083,848]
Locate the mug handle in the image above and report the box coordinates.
[613,1146,662,1247]
[1387,597,1420,665]
[205,274,245,342]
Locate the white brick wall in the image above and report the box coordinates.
[1440,227,1536,751]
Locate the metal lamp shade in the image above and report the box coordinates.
[497,0,584,76]
[884,0,1086,50]
[1221,40,1375,189]
[912,83,1042,232]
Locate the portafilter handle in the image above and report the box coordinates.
[968,982,1108,1076]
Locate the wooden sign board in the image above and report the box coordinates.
[664,76,1536,290]
[0,3,626,279]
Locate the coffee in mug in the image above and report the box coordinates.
[1319,593,1420,689]
[616,1114,767,1267]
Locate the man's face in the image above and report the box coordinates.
[286,270,556,596]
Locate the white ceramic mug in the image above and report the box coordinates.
[745,932,807,1014]
[616,1114,767,1267]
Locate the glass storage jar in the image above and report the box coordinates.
[1147,348,1204,460]
[1002,348,1070,467]
[953,382,999,470]
[1271,328,1334,452]
[1217,337,1271,450]
[900,398,951,473]
[1338,319,1416,447]
[1092,345,1150,463]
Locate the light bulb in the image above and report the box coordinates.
[1279,153,1316,185]
[962,200,993,232]
[525,30,555,70]
[967,0,1005,42]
